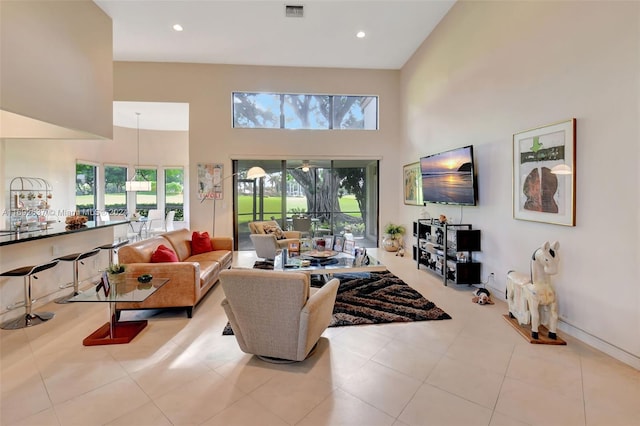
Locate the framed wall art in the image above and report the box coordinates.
[403,162,423,206]
[197,163,223,201]
[512,118,576,226]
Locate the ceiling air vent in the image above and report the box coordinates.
[285,5,304,18]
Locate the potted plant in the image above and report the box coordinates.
[382,223,406,252]
[106,263,126,287]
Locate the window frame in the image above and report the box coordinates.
[232,92,378,130]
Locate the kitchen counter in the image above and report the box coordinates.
[0,220,129,246]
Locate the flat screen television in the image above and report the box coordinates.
[420,145,477,206]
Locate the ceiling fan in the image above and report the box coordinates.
[296,160,319,172]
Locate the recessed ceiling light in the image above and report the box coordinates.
[173,24,183,32]
[356,31,366,39]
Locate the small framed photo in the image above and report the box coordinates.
[288,240,300,255]
[300,238,313,252]
[96,271,111,297]
[333,236,344,252]
[323,235,334,251]
[343,240,356,255]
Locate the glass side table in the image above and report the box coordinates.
[69,276,169,346]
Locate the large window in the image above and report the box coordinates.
[233,92,378,130]
[164,167,184,221]
[134,167,157,216]
[104,165,127,215]
[76,162,97,220]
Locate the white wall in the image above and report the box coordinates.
[400,1,640,367]
[0,0,113,139]
[113,62,401,237]
[1,127,188,228]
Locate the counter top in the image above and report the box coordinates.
[0,220,129,246]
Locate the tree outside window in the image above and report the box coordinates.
[76,162,97,220]
[165,168,184,221]
[105,165,127,215]
[134,168,157,216]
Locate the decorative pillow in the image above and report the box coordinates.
[150,244,179,263]
[263,224,286,240]
[191,231,213,255]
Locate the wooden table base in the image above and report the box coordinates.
[82,320,148,346]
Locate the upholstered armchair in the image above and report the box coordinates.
[248,220,301,249]
[249,234,281,260]
[219,269,339,362]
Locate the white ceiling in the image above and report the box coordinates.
[113,101,190,130]
[95,0,455,70]
[97,0,455,130]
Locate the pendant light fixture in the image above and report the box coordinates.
[125,112,152,192]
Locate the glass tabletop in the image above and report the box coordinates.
[69,277,169,303]
[274,251,385,273]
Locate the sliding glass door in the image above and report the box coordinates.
[234,159,378,250]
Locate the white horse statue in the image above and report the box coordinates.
[506,241,560,340]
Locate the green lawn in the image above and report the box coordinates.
[77,193,359,223]
[237,194,360,215]
[76,193,183,205]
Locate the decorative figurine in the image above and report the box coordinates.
[506,241,560,340]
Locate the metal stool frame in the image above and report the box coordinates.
[97,239,129,265]
[55,248,101,304]
[1,259,59,329]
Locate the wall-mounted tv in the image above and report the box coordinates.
[420,145,477,206]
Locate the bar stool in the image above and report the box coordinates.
[96,239,129,265]
[0,259,60,329]
[55,248,101,304]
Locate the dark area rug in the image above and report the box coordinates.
[222,267,451,335]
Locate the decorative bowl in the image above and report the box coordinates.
[137,274,153,283]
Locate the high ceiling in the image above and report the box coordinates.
[96,0,455,130]
[95,0,455,70]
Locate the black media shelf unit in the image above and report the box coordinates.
[413,219,481,286]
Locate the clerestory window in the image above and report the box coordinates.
[232,92,378,130]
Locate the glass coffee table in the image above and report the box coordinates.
[274,250,386,276]
[70,277,168,346]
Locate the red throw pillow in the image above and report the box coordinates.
[191,231,213,255]
[150,244,179,263]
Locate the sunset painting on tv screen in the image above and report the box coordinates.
[421,146,476,205]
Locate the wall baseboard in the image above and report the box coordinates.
[488,284,640,371]
[558,320,640,371]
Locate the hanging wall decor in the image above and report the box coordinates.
[403,162,423,206]
[512,118,576,226]
[197,163,224,201]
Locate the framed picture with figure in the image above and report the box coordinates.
[513,118,576,226]
[197,163,224,201]
[333,236,344,252]
[343,240,355,255]
[323,235,334,251]
[403,162,423,206]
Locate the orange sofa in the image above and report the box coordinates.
[116,229,232,317]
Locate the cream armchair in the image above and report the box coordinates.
[219,269,339,362]
[248,220,301,249]
[249,234,281,260]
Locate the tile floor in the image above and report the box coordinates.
[1,249,638,426]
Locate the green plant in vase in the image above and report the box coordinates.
[106,263,126,289]
[382,223,406,252]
